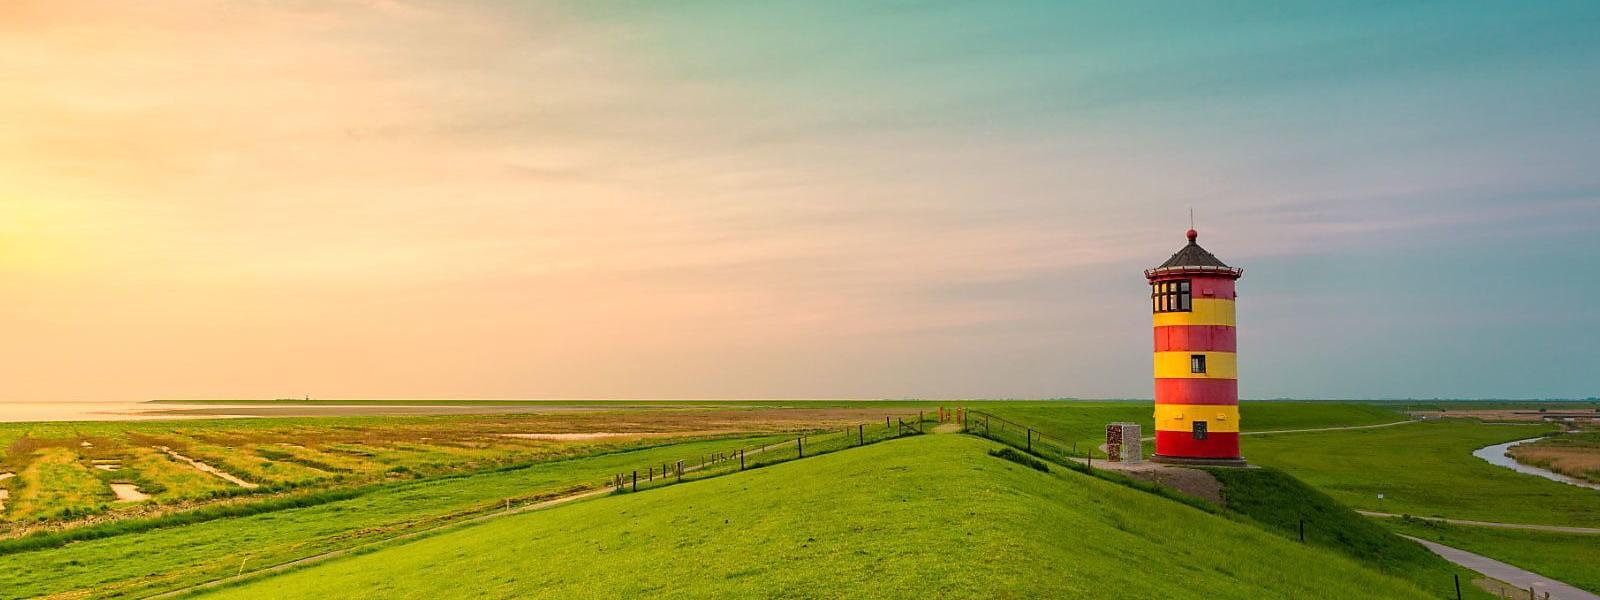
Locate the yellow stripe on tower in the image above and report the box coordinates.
[1153,404,1241,433]
[1151,298,1235,327]
[1153,351,1237,379]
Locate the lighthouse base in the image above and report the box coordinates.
[1151,454,1249,468]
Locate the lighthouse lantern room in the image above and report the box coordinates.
[1146,228,1246,466]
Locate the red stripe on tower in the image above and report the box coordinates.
[1153,431,1242,459]
[1154,379,1238,405]
[1153,325,1237,352]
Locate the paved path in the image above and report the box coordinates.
[1359,511,1600,535]
[1402,535,1599,600]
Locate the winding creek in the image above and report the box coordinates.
[1473,437,1600,491]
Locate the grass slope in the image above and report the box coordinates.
[1385,519,1600,595]
[1243,419,1598,527]
[204,435,1434,599]
[0,435,784,599]
[1206,467,1492,600]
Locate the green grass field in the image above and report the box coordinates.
[0,433,796,599]
[1243,419,1599,527]
[1385,519,1600,595]
[200,435,1436,599]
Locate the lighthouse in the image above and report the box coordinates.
[1146,227,1245,465]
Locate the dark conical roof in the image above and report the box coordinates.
[1145,229,1243,280]
[1158,233,1231,269]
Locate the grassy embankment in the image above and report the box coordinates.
[0,433,791,600]
[1206,467,1492,600]
[1385,518,1600,595]
[1242,419,1597,528]
[200,434,1437,599]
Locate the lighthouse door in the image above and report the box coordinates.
[1192,421,1208,440]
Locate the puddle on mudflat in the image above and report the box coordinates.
[109,483,150,502]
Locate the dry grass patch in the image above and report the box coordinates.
[9,447,113,521]
[1509,445,1600,484]
[124,446,237,501]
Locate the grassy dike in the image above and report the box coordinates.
[1205,467,1493,600]
[0,434,787,600]
[201,435,1437,599]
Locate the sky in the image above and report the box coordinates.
[1,1,1597,401]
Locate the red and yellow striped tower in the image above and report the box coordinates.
[1146,228,1246,465]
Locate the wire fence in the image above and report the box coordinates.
[604,412,935,494]
[962,409,1093,464]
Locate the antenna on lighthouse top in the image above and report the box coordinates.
[1189,208,1194,230]
[1186,208,1198,242]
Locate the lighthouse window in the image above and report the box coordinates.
[1191,354,1206,373]
[1151,280,1192,314]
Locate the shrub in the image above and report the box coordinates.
[988,448,1049,472]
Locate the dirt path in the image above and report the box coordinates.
[1359,511,1600,535]
[156,446,260,489]
[1402,535,1599,600]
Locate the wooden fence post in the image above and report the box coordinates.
[1027,429,1032,452]
[740,448,745,470]
[1299,519,1305,542]
[632,470,638,492]
[858,424,864,446]
[1453,574,1461,600]
[797,436,804,458]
